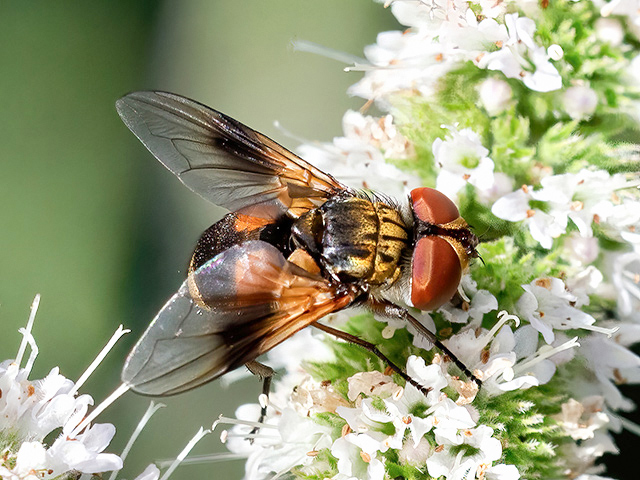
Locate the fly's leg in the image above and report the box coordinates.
[245,360,274,441]
[311,322,432,397]
[368,299,482,388]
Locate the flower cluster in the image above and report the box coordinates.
[220,0,640,479]
[0,297,209,480]
[0,297,124,480]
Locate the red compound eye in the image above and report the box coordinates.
[410,188,463,310]
[410,187,460,225]
[411,237,462,310]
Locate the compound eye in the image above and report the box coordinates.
[411,236,462,310]
[411,187,459,225]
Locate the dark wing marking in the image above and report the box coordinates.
[121,241,354,396]
[116,91,347,219]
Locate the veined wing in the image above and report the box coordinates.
[121,241,354,396]
[116,91,347,219]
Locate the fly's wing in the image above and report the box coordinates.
[116,91,347,219]
[121,240,354,396]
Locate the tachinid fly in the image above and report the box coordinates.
[116,91,481,399]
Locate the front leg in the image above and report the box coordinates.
[368,299,481,387]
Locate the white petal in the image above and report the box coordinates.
[134,464,161,480]
[486,463,521,480]
[492,190,530,221]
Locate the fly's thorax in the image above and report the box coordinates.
[291,195,409,286]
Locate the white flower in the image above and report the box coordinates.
[478,0,509,19]
[439,275,499,326]
[341,110,414,160]
[595,17,625,46]
[486,463,522,480]
[134,464,161,480]
[479,14,562,92]
[478,77,513,116]
[563,86,599,120]
[610,251,640,317]
[0,442,48,480]
[433,125,495,198]
[516,277,598,344]
[563,233,600,265]
[297,111,420,197]
[426,424,503,480]
[0,298,133,480]
[444,313,540,393]
[561,431,618,479]
[224,404,333,479]
[492,185,568,249]
[48,423,122,474]
[492,170,633,248]
[556,398,610,441]
[579,331,640,411]
[601,0,640,40]
[331,435,385,480]
[346,371,402,403]
[350,0,508,104]
[389,0,469,30]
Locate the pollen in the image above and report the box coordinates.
[360,451,371,463]
[535,278,552,289]
[481,349,491,364]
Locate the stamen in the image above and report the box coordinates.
[514,337,580,375]
[107,402,166,480]
[477,311,521,350]
[160,427,211,480]
[272,120,311,146]
[17,329,38,381]
[616,415,640,437]
[69,383,130,438]
[71,325,130,395]
[157,452,245,467]
[345,63,400,73]
[16,294,40,372]
[613,181,640,191]
[600,0,622,17]
[292,39,367,65]
[580,325,619,337]
[212,415,278,431]
[223,431,280,442]
[457,283,471,303]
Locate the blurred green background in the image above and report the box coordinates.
[0,1,398,478]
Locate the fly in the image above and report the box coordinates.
[116,91,481,404]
